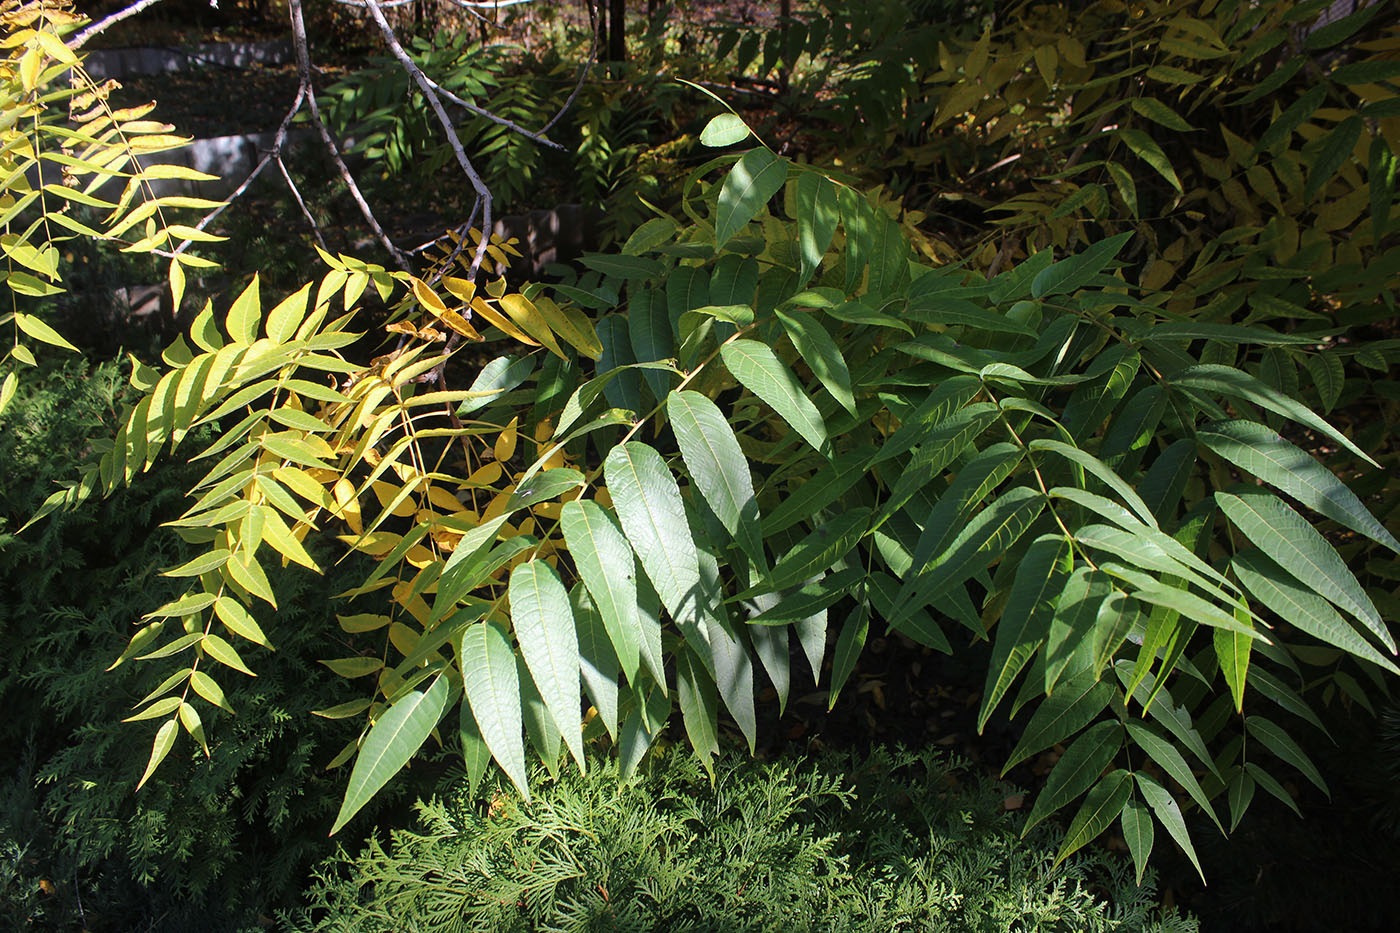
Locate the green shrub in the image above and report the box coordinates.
[286,745,1198,933]
[0,357,416,930]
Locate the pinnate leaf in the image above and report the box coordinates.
[460,621,529,800]
[1024,720,1123,834]
[331,674,449,834]
[721,339,828,453]
[1056,769,1133,866]
[715,148,788,247]
[509,560,585,770]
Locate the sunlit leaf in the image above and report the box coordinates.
[330,674,449,834]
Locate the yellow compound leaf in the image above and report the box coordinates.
[481,489,513,522]
[438,306,483,341]
[427,484,465,513]
[440,275,476,303]
[533,502,564,522]
[468,461,504,487]
[470,297,538,346]
[497,294,565,358]
[370,480,418,517]
[333,477,363,534]
[496,417,519,462]
[337,531,402,556]
[320,657,384,678]
[411,277,448,314]
[136,719,178,790]
[18,47,40,91]
[532,296,603,360]
[388,622,419,657]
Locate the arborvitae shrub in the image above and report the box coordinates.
[0,358,420,931]
[286,745,1198,933]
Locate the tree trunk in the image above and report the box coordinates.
[608,0,627,63]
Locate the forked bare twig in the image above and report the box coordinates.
[361,0,494,279]
[289,0,411,270]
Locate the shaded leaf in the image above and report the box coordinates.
[1137,772,1204,883]
[1024,720,1124,834]
[1056,769,1133,866]
[1199,420,1398,552]
[981,535,1072,731]
[716,148,788,247]
[1121,796,1154,886]
[1217,490,1387,649]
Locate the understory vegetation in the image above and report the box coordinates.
[2,0,1399,930]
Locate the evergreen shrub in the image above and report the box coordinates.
[0,358,414,931]
[286,745,1199,933]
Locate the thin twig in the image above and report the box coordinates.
[329,0,537,7]
[325,0,515,28]
[276,155,331,252]
[362,0,493,279]
[419,72,565,150]
[427,199,483,286]
[538,0,600,136]
[173,84,308,255]
[68,0,167,50]
[290,0,411,270]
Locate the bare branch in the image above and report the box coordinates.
[361,0,495,280]
[289,0,411,271]
[328,0,539,8]
[539,0,600,136]
[68,0,167,51]
[419,73,566,151]
[173,84,308,255]
[276,155,331,253]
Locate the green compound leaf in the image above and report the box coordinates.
[1032,232,1134,298]
[1170,364,1375,466]
[460,621,529,800]
[1121,796,1154,886]
[777,308,856,416]
[981,535,1072,732]
[605,442,712,671]
[1056,769,1133,866]
[1116,129,1183,192]
[795,171,840,282]
[331,674,449,834]
[1232,550,1399,674]
[1024,719,1123,835]
[136,718,179,791]
[560,500,644,684]
[1137,772,1204,883]
[668,390,765,567]
[509,560,584,770]
[721,338,828,453]
[1246,714,1328,796]
[1217,490,1388,650]
[1199,420,1398,552]
[1003,671,1115,773]
[699,112,752,147]
[715,147,788,247]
